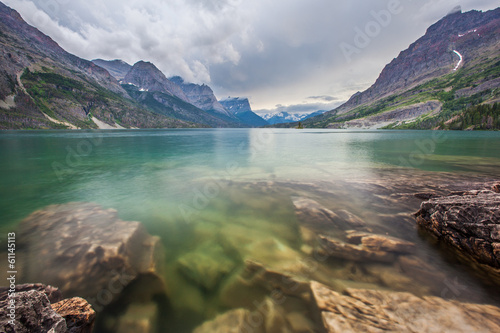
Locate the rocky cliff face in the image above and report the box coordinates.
[91,59,132,81]
[123,61,190,102]
[170,76,233,117]
[220,97,269,127]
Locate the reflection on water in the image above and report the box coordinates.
[1,129,500,332]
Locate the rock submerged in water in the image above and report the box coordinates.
[177,241,237,291]
[17,202,166,306]
[318,235,396,263]
[415,188,500,269]
[292,197,366,232]
[311,281,500,332]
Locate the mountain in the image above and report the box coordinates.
[91,59,132,80]
[169,76,234,117]
[0,1,196,129]
[262,110,327,125]
[219,97,269,127]
[295,7,500,129]
[123,61,191,102]
[120,62,242,127]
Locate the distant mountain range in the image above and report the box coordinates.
[279,7,500,130]
[0,1,266,129]
[261,110,326,125]
[1,0,497,130]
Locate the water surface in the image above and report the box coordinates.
[1,129,499,332]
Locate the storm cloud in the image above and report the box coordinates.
[4,0,499,113]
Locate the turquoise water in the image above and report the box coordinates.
[1,129,500,332]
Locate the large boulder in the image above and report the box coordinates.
[17,202,166,309]
[311,281,500,332]
[415,189,500,269]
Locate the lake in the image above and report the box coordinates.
[1,129,500,332]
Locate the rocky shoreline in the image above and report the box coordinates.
[1,180,500,332]
[415,183,500,280]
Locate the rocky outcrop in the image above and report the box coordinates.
[0,284,95,333]
[415,187,500,269]
[311,281,500,332]
[0,290,67,333]
[51,298,96,333]
[17,202,166,307]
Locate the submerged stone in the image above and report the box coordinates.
[360,234,416,254]
[311,281,500,332]
[318,235,396,263]
[17,202,166,308]
[177,241,237,291]
[192,308,264,333]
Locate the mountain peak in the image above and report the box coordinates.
[123,61,190,102]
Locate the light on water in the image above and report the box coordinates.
[1,129,500,332]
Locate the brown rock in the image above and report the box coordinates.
[51,297,96,333]
[492,183,500,193]
[360,234,416,254]
[345,230,371,244]
[17,202,166,307]
[311,281,500,332]
[0,290,67,333]
[318,235,396,263]
[415,190,500,268]
[292,198,365,232]
[292,197,342,229]
[240,259,311,298]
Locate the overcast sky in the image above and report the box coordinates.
[4,0,499,114]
